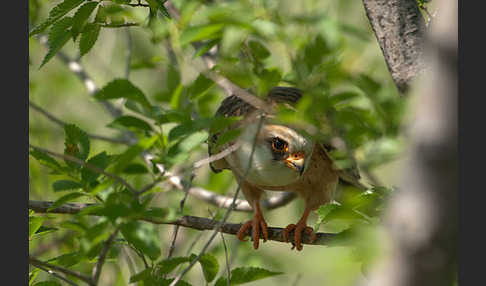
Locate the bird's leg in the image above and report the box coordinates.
[236,200,269,249]
[282,205,317,251]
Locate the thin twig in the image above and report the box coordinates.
[220,233,231,286]
[29,256,94,286]
[37,35,123,119]
[29,100,131,145]
[169,113,265,286]
[30,262,80,286]
[125,27,132,79]
[167,171,194,258]
[91,227,121,284]
[29,144,138,195]
[100,23,140,28]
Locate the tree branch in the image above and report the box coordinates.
[28,200,336,247]
[29,100,131,145]
[29,256,94,286]
[91,227,120,285]
[362,0,426,93]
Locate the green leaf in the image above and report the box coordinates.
[64,124,90,169]
[81,151,109,183]
[31,226,58,239]
[188,74,215,99]
[29,0,85,36]
[29,147,62,171]
[79,22,101,56]
[52,180,83,192]
[29,216,45,239]
[95,79,152,108]
[108,115,153,132]
[157,256,191,274]
[72,1,99,41]
[214,129,241,147]
[314,202,341,229]
[179,23,225,46]
[248,40,270,60]
[120,221,161,260]
[215,267,283,286]
[129,269,152,283]
[33,281,62,286]
[48,192,86,211]
[122,163,149,174]
[112,145,145,173]
[193,39,219,58]
[40,17,73,68]
[196,253,219,283]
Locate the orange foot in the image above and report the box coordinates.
[282,222,317,251]
[236,214,269,249]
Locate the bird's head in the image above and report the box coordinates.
[230,122,315,187]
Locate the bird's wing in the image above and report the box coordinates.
[208,94,257,173]
[208,87,367,190]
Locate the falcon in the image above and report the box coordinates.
[207,87,364,251]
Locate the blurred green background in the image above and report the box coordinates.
[29,0,414,285]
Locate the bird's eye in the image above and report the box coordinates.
[271,137,288,152]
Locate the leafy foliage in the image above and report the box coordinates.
[29,0,407,285]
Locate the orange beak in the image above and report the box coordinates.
[285,152,305,176]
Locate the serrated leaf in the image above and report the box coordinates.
[79,22,100,56]
[108,115,153,132]
[195,253,219,283]
[72,1,99,41]
[215,129,241,147]
[215,267,283,286]
[248,40,270,60]
[180,23,225,46]
[64,124,90,169]
[122,163,148,174]
[40,17,73,68]
[81,151,109,183]
[120,221,161,260]
[48,192,86,211]
[129,269,152,283]
[95,79,152,108]
[112,145,144,173]
[29,216,45,239]
[52,180,83,192]
[157,256,191,274]
[29,147,62,171]
[29,0,85,36]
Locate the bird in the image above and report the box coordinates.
[207,86,364,251]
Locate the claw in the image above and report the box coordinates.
[237,215,269,250]
[237,221,252,242]
[282,223,315,251]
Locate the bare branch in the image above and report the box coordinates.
[29,200,336,246]
[362,0,426,93]
[29,256,94,286]
[30,261,80,286]
[91,227,120,285]
[29,100,131,145]
[29,145,138,195]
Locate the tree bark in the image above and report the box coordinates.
[360,1,457,285]
[362,0,426,93]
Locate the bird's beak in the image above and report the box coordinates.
[285,153,305,176]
